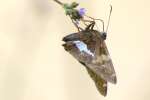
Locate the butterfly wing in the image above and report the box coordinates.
[62,30,116,96]
[86,67,107,96]
[63,41,108,96]
[80,61,107,96]
[86,41,117,84]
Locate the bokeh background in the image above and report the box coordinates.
[0,0,150,100]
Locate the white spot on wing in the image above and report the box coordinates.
[74,40,94,56]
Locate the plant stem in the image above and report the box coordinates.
[53,0,63,6]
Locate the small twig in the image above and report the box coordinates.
[53,0,63,6]
[53,0,96,32]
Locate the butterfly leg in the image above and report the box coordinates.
[84,15,104,31]
[84,20,95,30]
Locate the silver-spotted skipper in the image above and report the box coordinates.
[53,0,117,96]
[62,6,117,96]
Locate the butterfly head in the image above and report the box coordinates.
[100,32,107,40]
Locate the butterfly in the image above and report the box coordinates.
[62,5,117,96]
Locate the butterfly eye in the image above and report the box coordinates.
[100,32,107,40]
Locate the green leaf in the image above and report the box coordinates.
[71,2,79,8]
[63,3,71,9]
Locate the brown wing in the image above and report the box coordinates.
[62,30,116,96]
[62,30,117,84]
[86,67,107,96]
[79,61,107,96]
[63,40,108,96]
[87,41,117,84]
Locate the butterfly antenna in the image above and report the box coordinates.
[106,5,112,32]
